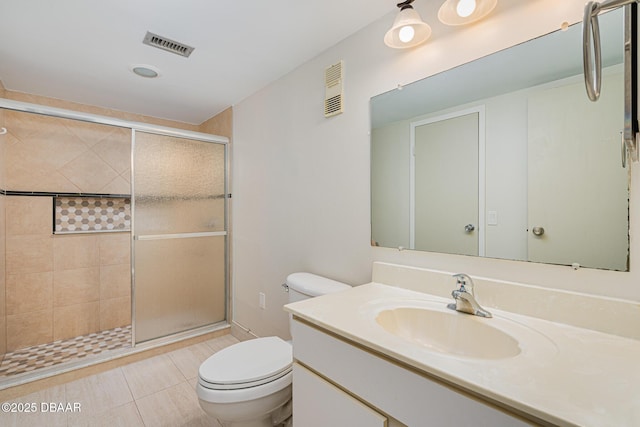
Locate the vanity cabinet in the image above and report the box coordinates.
[293,363,387,426]
[291,319,535,427]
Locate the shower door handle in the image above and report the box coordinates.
[134,231,227,241]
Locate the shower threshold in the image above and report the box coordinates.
[0,326,131,378]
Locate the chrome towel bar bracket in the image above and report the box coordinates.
[584,0,639,162]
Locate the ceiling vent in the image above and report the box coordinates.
[143,31,195,58]
[324,61,344,118]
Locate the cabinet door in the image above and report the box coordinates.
[293,363,387,427]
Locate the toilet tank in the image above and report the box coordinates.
[285,272,351,304]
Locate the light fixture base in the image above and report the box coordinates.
[438,0,498,26]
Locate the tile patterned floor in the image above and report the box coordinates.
[0,334,240,427]
[0,326,132,378]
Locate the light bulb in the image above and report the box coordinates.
[398,25,415,43]
[456,0,477,18]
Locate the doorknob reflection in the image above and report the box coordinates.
[532,226,545,236]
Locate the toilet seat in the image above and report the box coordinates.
[198,337,292,391]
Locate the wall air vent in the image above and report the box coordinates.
[324,60,344,118]
[143,31,195,58]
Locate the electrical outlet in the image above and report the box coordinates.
[259,292,266,309]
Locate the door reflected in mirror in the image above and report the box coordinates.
[412,109,481,256]
[370,9,629,271]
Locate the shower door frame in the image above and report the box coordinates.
[0,97,231,352]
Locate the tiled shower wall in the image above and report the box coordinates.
[5,110,130,194]
[5,196,131,350]
[0,81,6,359]
[0,193,5,358]
[1,94,134,354]
[0,196,5,358]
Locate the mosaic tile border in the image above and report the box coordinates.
[0,326,131,377]
[55,196,131,233]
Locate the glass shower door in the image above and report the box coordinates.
[132,131,227,343]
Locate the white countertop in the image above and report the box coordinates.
[284,282,640,427]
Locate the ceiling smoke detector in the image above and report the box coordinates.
[142,31,195,58]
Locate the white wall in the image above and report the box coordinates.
[232,0,639,339]
[371,121,410,249]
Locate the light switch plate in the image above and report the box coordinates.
[487,211,498,226]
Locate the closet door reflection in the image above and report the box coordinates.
[133,131,226,343]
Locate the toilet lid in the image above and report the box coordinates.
[199,337,292,390]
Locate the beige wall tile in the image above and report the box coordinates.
[120,168,131,184]
[7,309,53,351]
[100,297,131,330]
[54,267,100,307]
[4,112,92,193]
[92,135,131,175]
[0,196,6,252]
[64,118,129,149]
[54,302,100,341]
[98,233,130,266]
[6,272,53,315]
[5,111,89,166]
[6,196,53,236]
[0,315,5,356]
[4,110,134,194]
[99,175,130,195]
[60,151,118,193]
[6,163,81,193]
[0,95,5,190]
[6,234,53,275]
[0,195,5,356]
[53,235,99,271]
[0,264,4,315]
[100,263,131,299]
[199,107,233,138]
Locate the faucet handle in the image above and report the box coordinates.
[452,273,474,293]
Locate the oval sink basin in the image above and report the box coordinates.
[376,306,521,360]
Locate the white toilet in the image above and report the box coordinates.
[196,272,351,427]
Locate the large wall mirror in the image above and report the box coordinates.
[371,9,630,271]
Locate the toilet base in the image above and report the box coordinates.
[198,384,291,427]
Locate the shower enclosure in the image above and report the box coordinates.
[0,98,229,386]
[132,131,227,343]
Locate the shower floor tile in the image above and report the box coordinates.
[0,326,131,377]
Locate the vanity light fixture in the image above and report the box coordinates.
[384,0,432,49]
[438,0,498,26]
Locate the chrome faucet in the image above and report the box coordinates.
[447,273,492,318]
